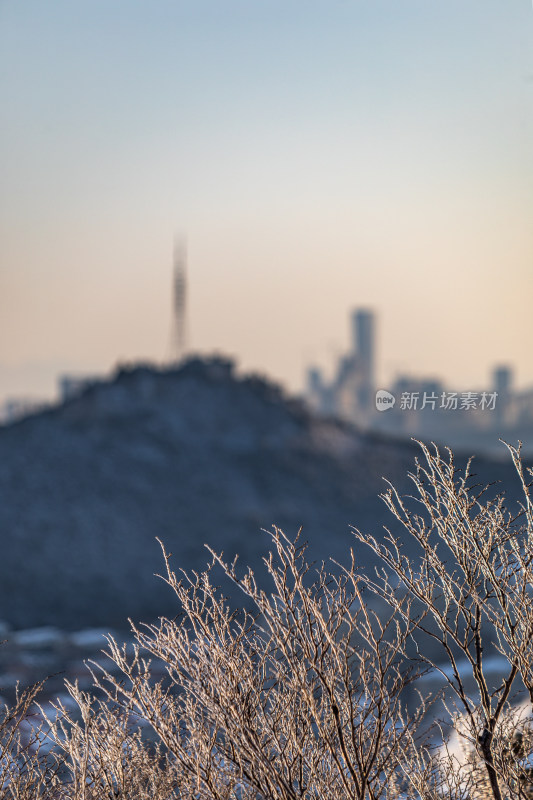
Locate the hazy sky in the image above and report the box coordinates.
[1,1,532,405]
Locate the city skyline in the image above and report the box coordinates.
[1,301,527,428]
[1,1,532,407]
[305,306,533,455]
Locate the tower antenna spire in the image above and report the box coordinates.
[170,237,188,362]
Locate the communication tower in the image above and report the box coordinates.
[170,239,188,362]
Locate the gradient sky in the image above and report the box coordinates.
[1,1,532,405]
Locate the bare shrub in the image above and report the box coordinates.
[0,681,57,799]
[89,532,425,799]
[3,440,533,799]
[44,684,179,799]
[354,441,533,800]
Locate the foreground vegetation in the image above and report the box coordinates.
[2,442,533,799]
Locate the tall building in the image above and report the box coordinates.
[351,309,375,412]
[492,365,513,428]
[306,307,376,426]
[352,309,374,380]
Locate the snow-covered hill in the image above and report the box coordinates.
[0,356,524,630]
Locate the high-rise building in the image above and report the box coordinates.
[351,309,375,412]
[306,307,376,425]
[351,309,374,383]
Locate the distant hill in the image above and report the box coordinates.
[0,356,527,630]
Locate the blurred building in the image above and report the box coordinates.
[306,308,533,454]
[58,374,101,403]
[307,309,376,427]
[1,398,51,425]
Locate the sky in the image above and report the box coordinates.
[1,0,532,406]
